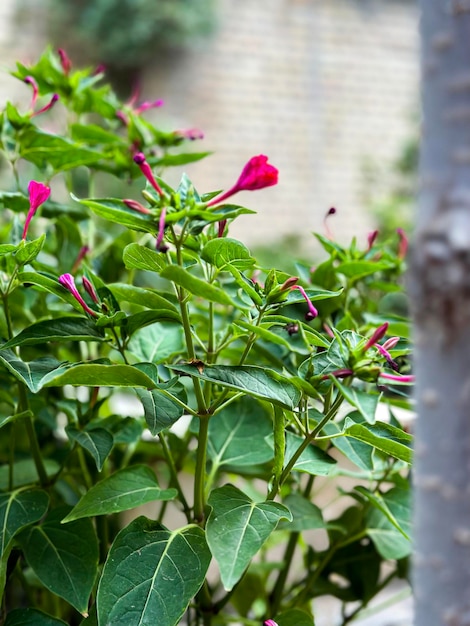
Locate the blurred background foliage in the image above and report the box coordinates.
[48,0,215,92]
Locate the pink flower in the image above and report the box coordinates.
[58,48,72,75]
[206,155,278,206]
[82,277,99,304]
[59,274,97,317]
[116,83,164,125]
[24,76,38,109]
[174,127,204,141]
[22,180,51,239]
[156,207,167,251]
[264,620,279,626]
[291,285,318,320]
[71,245,90,273]
[133,152,164,197]
[366,229,379,252]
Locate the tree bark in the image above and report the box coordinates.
[412,2,470,625]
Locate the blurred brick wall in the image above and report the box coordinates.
[144,0,419,253]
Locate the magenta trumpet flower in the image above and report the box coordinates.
[206,155,278,207]
[59,274,98,317]
[291,285,318,320]
[264,620,279,626]
[379,372,414,383]
[22,180,51,240]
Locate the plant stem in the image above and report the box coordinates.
[159,433,192,522]
[193,414,210,523]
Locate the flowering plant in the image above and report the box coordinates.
[0,49,413,626]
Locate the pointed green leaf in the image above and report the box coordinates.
[108,283,178,312]
[284,432,336,475]
[5,608,67,626]
[66,426,113,471]
[18,508,99,615]
[62,466,177,522]
[336,260,395,280]
[128,323,185,363]
[97,518,211,626]
[171,364,301,410]
[76,197,157,233]
[207,397,273,467]
[2,317,105,349]
[123,243,167,273]
[160,265,235,306]
[135,386,185,435]
[276,609,315,626]
[343,419,413,464]
[323,419,373,471]
[13,235,46,266]
[0,350,69,393]
[331,378,380,423]
[278,494,325,531]
[43,363,157,389]
[206,484,292,590]
[0,489,49,555]
[0,459,60,490]
[20,129,105,171]
[365,487,411,559]
[355,486,410,540]
[201,238,255,270]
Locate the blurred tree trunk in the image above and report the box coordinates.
[412,3,470,625]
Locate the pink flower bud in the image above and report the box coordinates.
[379,372,414,383]
[24,76,38,109]
[264,620,279,626]
[280,276,299,291]
[58,48,72,75]
[22,180,51,240]
[382,336,400,351]
[206,155,278,207]
[397,228,408,259]
[217,219,227,238]
[174,127,204,141]
[367,229,379,252]
[133,152,164,197]
[291,285,318,320]
[71,245,90,273]
[323,207,336,240]
[123,198,151,214]
[134,99,164,114]
[31,94,59,118]
[322,368,354,380]
[59,274,98,317]
[82,277,99,303]
[363,322,389,352]
[156,207,167,251]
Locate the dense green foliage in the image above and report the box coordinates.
[0,49,413,626]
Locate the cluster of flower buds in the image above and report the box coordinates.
[58,274,99,317]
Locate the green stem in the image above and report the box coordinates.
[193,414,210,523]
[159,433,192,522]
[77,446,93,490]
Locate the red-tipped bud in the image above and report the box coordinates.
[156,207,167,251]
[71,245,90,273]
[363,322,389,352]
[82,277,99,304]
[123,198,151,214]
[133,152,164,197]
[24,75,38,109]
[58,48,72,75]
[379,372,414,383]
[367,229,379,252]
[280,276,299,291]
[217,219,227,238]
[135,99,164,114]
[397,228,408,259]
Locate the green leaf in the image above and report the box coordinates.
[365,487,411,559]
[335,260,395,280]
[20,128,105,171]
[276,609,315,626]
[201,238,255,270]
[66,426,114,471]
[0,459,60,490]
[207,397,273,467]
[128,322,185,363]
[323,420,373,471]
[42,363,157,390]
[234,319,293,350]
[124,309,182,335]
[76,197,157,233]
[0,350,69,393]
[278,493,325,531]
[331,378,380,424]
[206,485,292,590]
[160,265,235,306]
[343,419,413,464]
[225,265,263,306]
[108,283,178,312]
[171,364,301,410]
[70,123,126,146]
[62,466,176,522]
[5,608,68,626]
[2,317,105,349]
[284,432,336,475]
[283,286,343,304]
[156,151,211,166]
[13,235,46,266]
[97,518,211,626]
[135,385,186,435]
[123,243,167,273]
[19,508,98,615]
[0,489,49,555]
[355,486,410,540]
